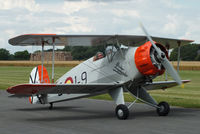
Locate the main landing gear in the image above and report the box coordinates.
[156,101,170,116]
[115,101,170,120]
[115,104,129,120]
[110,86,171,120]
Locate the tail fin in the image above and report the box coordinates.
[29,65,50,104]
[29,65,50,84]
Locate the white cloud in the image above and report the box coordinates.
[35,16,93,34]
[180,19,200,42]
[160,0,182,9]
[163,14,180,35]
[62,0,95,15]
[0,0,40,11]
[0,0,200,54]
[5,29,16,38]
[111,9,140,18]
[0,38,5,48]
[56,25,93,33]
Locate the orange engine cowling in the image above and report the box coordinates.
[135,41,168,76]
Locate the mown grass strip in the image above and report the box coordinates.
[0,66,199,108]
[1,61,200,70]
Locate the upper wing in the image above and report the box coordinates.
[143,80,190,90]
[8,34,193,49]
[7,83,122,95]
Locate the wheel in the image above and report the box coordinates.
[115,104,129,120]
[49,103,53,110]
[157,101,170,116]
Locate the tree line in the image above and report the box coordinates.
[170,43,200,61]
[0,45,105,61]
[0,48,30,60]
[0,43,199,61]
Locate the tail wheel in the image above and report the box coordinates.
[49,103,53,110]
[115,104,129,120]
[157,101,170,116]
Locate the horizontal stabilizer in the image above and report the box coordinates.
[8,94,30,98]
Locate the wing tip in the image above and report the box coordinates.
[7,87,14,94]
[180,39,194,43]
[8,34,57,46]
[182,80,191,83]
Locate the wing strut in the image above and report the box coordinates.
[52,37,55,83]
[41,42,44,83]
[165,43,170,81]
[165,41,181,81]
[41,37,56,84]
[177,41,181,73]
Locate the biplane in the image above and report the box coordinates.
[7,24,193,119]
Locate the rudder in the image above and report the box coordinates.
[29,65,50,84]
[29,65,50,104]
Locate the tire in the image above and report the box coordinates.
[115,104,129,120]
[157,101,170,116]
[49,103,53,110]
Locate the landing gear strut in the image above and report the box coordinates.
[49,103,53,110]
[115,104,129,120]
[157,101,170,116]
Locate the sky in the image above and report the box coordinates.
[0,0,200,54]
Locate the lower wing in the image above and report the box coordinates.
[7,83,122,95]
[7,80,190,95]
[143,80,190,90]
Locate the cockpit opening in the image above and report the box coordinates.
[93,52,104,61]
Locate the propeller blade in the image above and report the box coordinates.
[139,23,162,56]
[162,58,182,85]
[140,22,183,86]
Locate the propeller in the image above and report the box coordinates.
[140,23,183,87]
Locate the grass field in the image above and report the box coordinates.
[0,66,200,108]
[1,61,200,70]
[0,61,82,67]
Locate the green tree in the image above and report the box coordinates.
[9,54,14,60]
[63,46,71,52]
[71,46,89,60]
[65,45,105,60]
[33,50,41,53]
[195,54,200,61]
[0,48,10,60]
[170,44,199,61]
[14,50,30,60]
